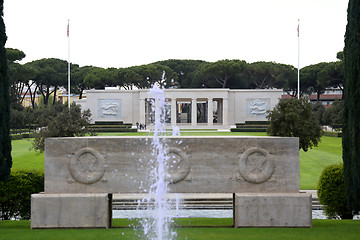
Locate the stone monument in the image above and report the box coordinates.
[31,136,312,228]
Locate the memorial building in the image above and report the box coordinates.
[75,88,282,129]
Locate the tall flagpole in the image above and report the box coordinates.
[297,19,300,99]
[67,19,71,109]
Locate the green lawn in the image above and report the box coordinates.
[300,136,342,189]
[11,132,342,190]
[1,219,359,240]
[11,138,44,170]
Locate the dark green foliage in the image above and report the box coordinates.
[0,1,12,182]
[243,121,270,125]
[312,102,326,125]
[10,108,25,129]
[323,131,342,138]
[10,107,40,134]
[155,59,206,88]
[26,58,75,106]
[322,100,343,129]
[5,48,25,62]
[10,133,38,140]
[266,98,322,152]
[201,59,246,88]
[31,103,66,127]
[343,0,360,213]
[230,128,267,132]
[10,134,24,140]
[7,56,347,106]
[94,121,124,125]
[0,169,44,220]
[317,163,353,219]
[87,127,137,132]
[32,104,95,152]
[87,121,135,132]
[6,48,31,109]
[247,62,297,90]
[232,122,269,132]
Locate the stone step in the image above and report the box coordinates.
[112,196,323,210]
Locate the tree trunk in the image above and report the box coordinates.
[53,86,57,105]
[79,89,83,99]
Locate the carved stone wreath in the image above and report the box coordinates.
[166,147,190,184]
[239,147,275,184]
[69,148,105,184]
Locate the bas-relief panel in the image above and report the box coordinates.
[246,98,270,117]
[97,99,122,119]
[44,137,300,194]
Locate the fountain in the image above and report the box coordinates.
[138,83,176,240]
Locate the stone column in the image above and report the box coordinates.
[171,98,177,126]
[191,98,197,126]
[139,98,146,125]
[207,98,213,126]
[223,98,229,126]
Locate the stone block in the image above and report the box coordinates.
[234,193,312,228]
[44,136,299,194]
[31,193,112,228]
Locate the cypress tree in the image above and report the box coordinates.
[0,0,12,182]
[343,0,360,213]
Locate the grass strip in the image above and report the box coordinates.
[1,219,359,240]
[112,218,234,228]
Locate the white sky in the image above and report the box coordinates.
[4,0,348,69]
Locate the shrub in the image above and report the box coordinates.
[32,104,95,152]
[323,99,343,129]
[267,98,323,152]
[317,163,353,219]
[0,170,44,220]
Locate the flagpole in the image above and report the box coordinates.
[67,19,71,109]
[297,19,300,99]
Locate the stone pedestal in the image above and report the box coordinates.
[31,193,112,228]
[234,193,312,228]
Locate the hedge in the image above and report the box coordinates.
[88,125,133,129]
[323,131,342,137]
[0,170,44,220]
[10,133,38,140]
[10,134,23,140]
[94,121,125,125]
[89,127,137,132]
[231,128,267,132]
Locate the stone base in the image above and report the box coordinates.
[31,193,112,228]
[234,193,312,228]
